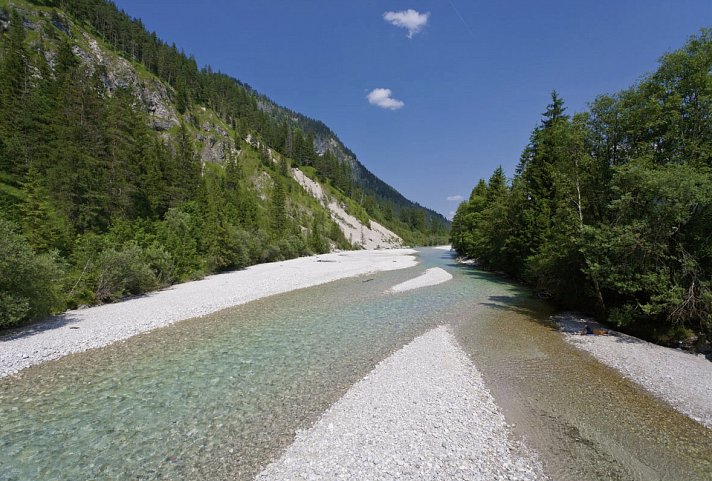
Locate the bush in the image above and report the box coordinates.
[0,219,65,327]
[143,242,177,286]
[94,242,158,303]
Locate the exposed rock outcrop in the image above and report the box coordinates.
[72,35,179,132]
[292,168,403,249]
[253,171,273,201]
[197,121,238,163]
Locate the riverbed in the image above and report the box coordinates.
[1,248,711,480]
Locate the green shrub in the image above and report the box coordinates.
[143,242,177,286]
[156,207,200,280]
[94,242,158,303]
[0,219,65,327]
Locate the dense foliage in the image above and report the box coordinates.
[0,3,363,327]
[52,0,449,245]
[452,31,712,339]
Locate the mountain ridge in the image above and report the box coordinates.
[0,0,447,327]
[51,0,448,238]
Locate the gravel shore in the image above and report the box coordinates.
[387,267,453,293]
[556,313,712,429]
[0,249,417,378]
[256,326,546,481]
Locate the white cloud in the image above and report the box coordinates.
[447,211,456,220]
[446,195,464,202]
[383,9,430,38]
[366,88,405,110]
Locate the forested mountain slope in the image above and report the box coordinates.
[0,0,448,327]
[54,0,449,242]
[451,30,712,345]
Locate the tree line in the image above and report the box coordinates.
[50,0,449,244]
[0,8,348,328]
[451,30,712,341]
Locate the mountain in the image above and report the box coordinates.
[0,0,448,327]
[57,0,448,241]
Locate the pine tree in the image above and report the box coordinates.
[542,90,568,128]
[270,175,287,235]
[0,10,30,178]
[173,121,201,204]
[21,167,71,253]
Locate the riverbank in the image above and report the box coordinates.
[257,326,546,481]
[556,313,712,430]
[0,249,418,378]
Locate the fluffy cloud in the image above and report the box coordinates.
[446,195,464,202]
[447,211,456,221]
[383,9,430,38]
[366,88,405,110]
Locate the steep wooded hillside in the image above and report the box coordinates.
[0,0,447,327]
[53,0,449,244]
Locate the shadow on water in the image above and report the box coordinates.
[424,249,712,480]
[452,286,712,481]
[2,247,711,481]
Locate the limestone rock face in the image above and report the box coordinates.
[197,122,238,164]
[253,171,274,201]
[0,9,9,33]
[72,35,180,132]
[292,168,403,250]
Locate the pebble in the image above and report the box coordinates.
[0,249,418,378]
[257,327,547,481]
[556,312,712,429]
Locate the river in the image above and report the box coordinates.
[1,248,711,480]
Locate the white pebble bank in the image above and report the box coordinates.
[0,249,418,378]
[257,326,546,481]
[387,267,453,293]
[556,314,712,429]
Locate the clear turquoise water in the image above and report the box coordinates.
[1,249,711,480]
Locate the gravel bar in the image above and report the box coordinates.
[256,326,547,481]
[386,267,453,293]
[556,313,712,429]
[0,249,417,378]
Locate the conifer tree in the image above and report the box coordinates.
[270,175,287,235]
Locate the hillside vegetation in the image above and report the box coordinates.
[451,30,712,345]
[0,0,448,327]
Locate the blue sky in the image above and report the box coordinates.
[114,0,711,219]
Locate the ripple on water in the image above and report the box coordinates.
[1,249,711,481]
[451,279,712,481]
[1,254,464,481]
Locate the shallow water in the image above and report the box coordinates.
[1,248,711,480]
[451,271,712,481]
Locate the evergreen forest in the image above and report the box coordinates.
[0,0,448,327]
[451,30,712,343]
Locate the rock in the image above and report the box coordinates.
[22,18,38,31]
[142,81,180,130]
[151,118,174,132]
[0,9,9,33]
[70,35,179,132]
[201,134,230,164]
[50,13,71,36]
